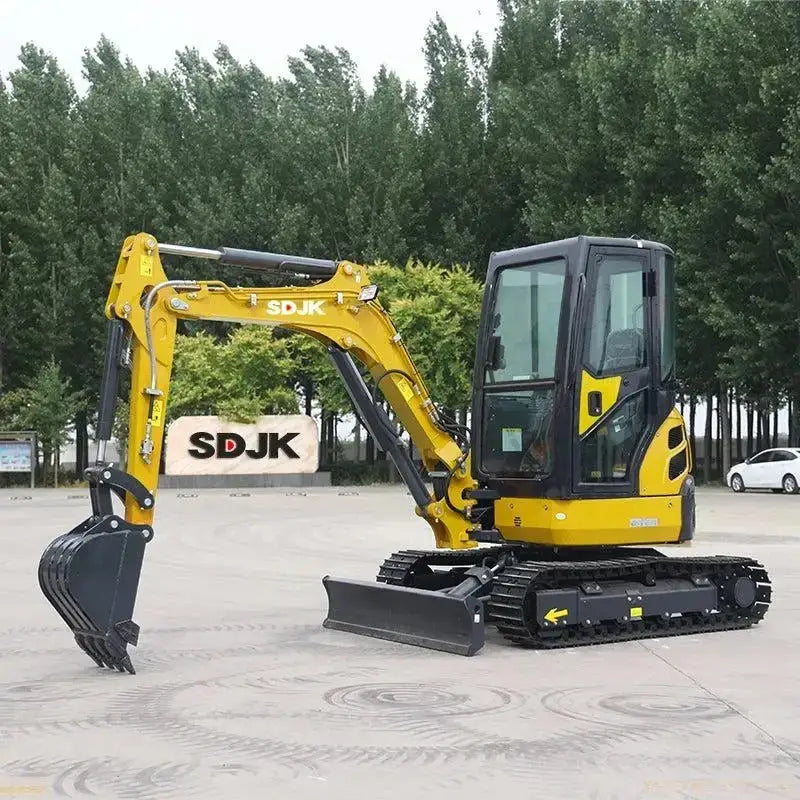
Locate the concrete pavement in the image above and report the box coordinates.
[1,486,798,799]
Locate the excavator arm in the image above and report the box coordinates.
[107,232,477,545]
[38,233,484,672]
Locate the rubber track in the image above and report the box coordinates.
[376,548,502,585]
[488,555,772,649]
[375,549,772,649]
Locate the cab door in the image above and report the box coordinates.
[573,246,655,495]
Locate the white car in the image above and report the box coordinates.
[727,448,800,494]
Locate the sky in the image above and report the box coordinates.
[0,0,501,91]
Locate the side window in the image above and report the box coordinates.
[585,255,647,376]
[749,451,771,464]
[581,392,647,482]
[772,451,794,462]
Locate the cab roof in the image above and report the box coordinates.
[489,235,674,269]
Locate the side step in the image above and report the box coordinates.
[322,576,486,656]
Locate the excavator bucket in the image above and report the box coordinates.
[38,513,152,674]
[322,576,486,656]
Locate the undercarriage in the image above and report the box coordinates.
[323,546,772,656]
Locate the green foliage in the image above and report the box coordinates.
[0,358,83,480]
[2,1,800,458]
[329,460,393,485]
[369,261,482,409]
[169,327,298,423]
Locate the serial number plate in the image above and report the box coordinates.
[630,517,659,528]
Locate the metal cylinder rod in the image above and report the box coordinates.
[156,241,337,275]
[156,243,222,260]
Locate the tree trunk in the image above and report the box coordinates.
[304,381,313,417]
[703,393,712,485]
[756,408,763,453]
[42,445,50,487]
[735,395,742,463]
[720,383,731,479]
[688,397,697,470]
[762,408,770,451]
[330,414,337,463]
[366,432,375,465]
[320,411,328,467]
[54,445,60,489]
[728,390,734,464]
[791,397,798,448]
[772,408,779,448]
[746,402,754,456]
[714,394,728,470]
[353,417,361,461]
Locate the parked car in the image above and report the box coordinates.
[726,448,800,494]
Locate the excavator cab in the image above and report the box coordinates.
[473,237,680,503]
[38,234,770,672]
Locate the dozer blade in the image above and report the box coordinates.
[38,516,152,673]
[322,576,485,656]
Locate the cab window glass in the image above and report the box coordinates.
[585,255,647,376]
[486,259,566,384]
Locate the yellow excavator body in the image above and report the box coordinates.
[37,233,770,671]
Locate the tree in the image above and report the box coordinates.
[0,359,83,486]
[168,326,298,423]
[420,16,490,268]
[0,44,77,392]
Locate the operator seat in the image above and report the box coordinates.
[602,328,644,373]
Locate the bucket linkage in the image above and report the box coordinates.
[38,465,155,674]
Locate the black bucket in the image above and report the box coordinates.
[38,515,152,673]
[322,576,485,656]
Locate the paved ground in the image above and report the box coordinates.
[1,485,798,799]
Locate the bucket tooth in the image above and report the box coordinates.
[38,517,150,673]
[322,576,485,656]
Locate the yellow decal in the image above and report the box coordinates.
[630,606,643,618]
[544,607,569,624]
[151,398,164,427]
[140,254,153,277]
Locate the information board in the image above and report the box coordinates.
[0,440,33,473]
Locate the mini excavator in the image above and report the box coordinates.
[39,233,772,672]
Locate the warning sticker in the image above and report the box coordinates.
[502,427,522,452]
[140,254,154,277]
[151,398,164,427]
[396,377,415,402]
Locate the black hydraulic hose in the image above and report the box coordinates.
[372,369,417,401]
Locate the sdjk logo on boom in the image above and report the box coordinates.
[266,299,325,316]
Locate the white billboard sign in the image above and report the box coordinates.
[165,415,319,475]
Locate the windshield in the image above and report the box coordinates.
[485,258,567,384]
